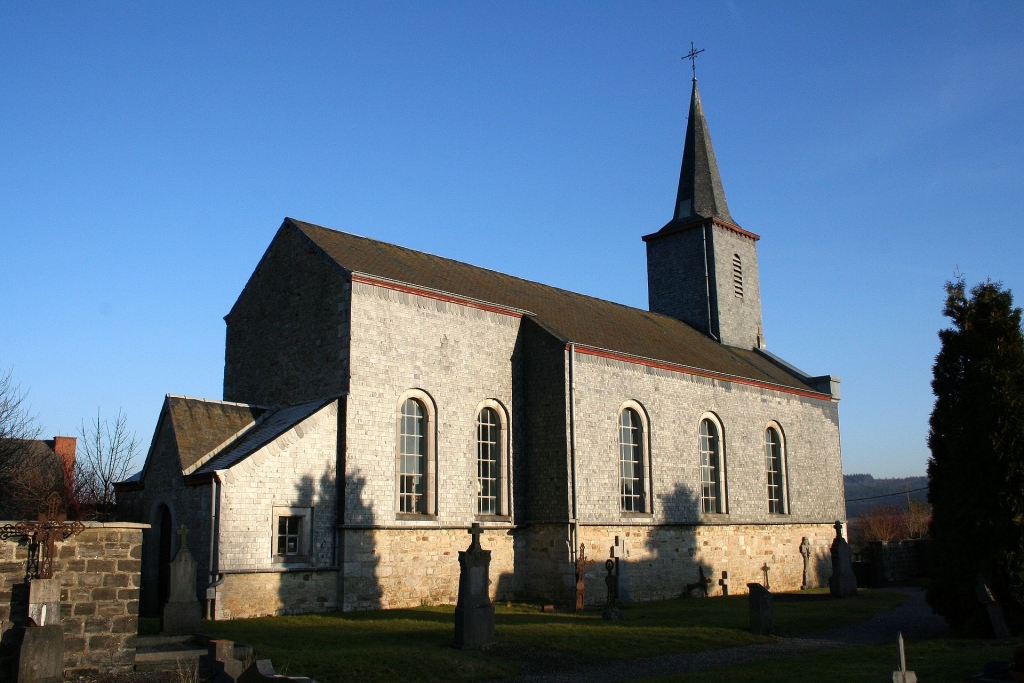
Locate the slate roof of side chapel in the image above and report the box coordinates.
[283,218,822,395]
[165,395,267,471]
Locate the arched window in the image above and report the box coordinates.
[732,254,744,299]
[398,398,427,514]
[476,407,501,515]
[619,408,645,512]
[699,418,724,513]
[765,426,787,514]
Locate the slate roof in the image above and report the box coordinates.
[165,396,267,471]
[287,219,823,395]
[672,78,734,226]
[193,398,334,475]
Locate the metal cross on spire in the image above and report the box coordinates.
[683,42,705,80]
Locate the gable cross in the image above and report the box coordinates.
[683,42,705,80]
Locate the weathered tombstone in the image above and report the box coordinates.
[454,523,495,649]
[27,579,60,627]
[161,525,201,636]
[829,521,858,597]
[17,625,63,683]
[891,631,917,683]
[611,536,631,603]
[200,639,246,683]
[17,578,65,683]
[601,559,622,621]
[238,659,318,683]
[975,574,1012,639]
[718,571,730,596]
[747,583,773,635]
[799,537,813,589]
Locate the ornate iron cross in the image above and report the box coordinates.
[683,42,705,79]
[0,492,86,580]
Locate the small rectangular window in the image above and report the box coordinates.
[277,515,302,555]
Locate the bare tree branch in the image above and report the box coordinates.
[0,365,43,516]
[76,409,140,514]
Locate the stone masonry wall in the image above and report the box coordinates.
[341,527,516,611]
[0,522,147,677]
[214,401,340,619]
[570,351,845,526]
[708,225,763,349]
[345,280,521,526]
[223,222,350,407]
[646,226,714,335]
[576,522,834,605]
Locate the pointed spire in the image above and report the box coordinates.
[673,79,734,225]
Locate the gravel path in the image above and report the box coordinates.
[493,588,949,683]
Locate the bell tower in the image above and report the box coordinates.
[644,78,765,350]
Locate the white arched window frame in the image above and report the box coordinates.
[698,413,728,515]
[764,422,789,515]
[618,401,652,515]
[474,399,510,518]
[395,389,438,518]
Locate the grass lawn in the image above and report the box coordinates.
[642,636,1024,683]
[199,589,905,683]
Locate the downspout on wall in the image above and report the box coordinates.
[205,471,224,619]
[568,343,579,563]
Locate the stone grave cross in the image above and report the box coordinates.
[468,522,482,551]
[799,537,813,589]
[454,523,494,648]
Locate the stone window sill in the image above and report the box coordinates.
[619,511,653,520]
[395,513,439,523]
[274,555,311,565]
[475,515,512,523]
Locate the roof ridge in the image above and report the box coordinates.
[289,218,683,324]
[165,394,271,410]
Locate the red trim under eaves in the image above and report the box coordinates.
[350,273,526,319]
[569,344,832,401]
[642,217,761,243]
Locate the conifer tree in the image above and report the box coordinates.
[927,278,1024,633]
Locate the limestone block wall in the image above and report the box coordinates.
[570,351,845,526]
[0,522,146,677]
[223,223,351,407]
[216,570,339,620]
[576,522,834,605]
[216,401,340,580]
[345,280,521,526]
[708,225,763,349]
[340,527,516,611]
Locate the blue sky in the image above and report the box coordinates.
[1,2,1021,478]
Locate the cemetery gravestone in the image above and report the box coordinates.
[17,578,64,683]
[200,639,246,683]
[612,536,631,603]
[747,583,773,635]
[975,574,1012,639]
[829,521,858,597]
[454,524,495,649]
[799,537,813,589]
[601,559,622,621]
[162,525,201,636]
[891,631,917,683]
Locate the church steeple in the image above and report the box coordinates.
[673,79,734,225]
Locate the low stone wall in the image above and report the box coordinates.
[0,521,148,677]
[215,569,339,620]
[864,539,929,586]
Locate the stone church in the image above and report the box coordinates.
[116,79,846,620]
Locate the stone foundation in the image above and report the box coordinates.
[215,570,339,620]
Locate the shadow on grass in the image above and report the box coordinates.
[201,589,908,683]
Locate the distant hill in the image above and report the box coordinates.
[844,474,928,519]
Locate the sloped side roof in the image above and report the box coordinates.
[166,396,267,471]
[287,218,820,394]
[194,398,335,475]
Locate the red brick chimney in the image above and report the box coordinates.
[52,436,76,485]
